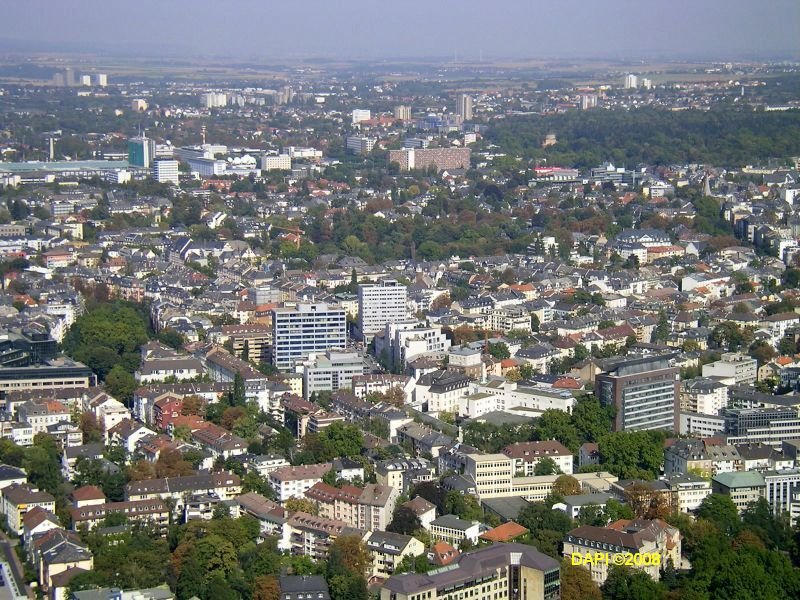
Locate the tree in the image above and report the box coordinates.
[536,409,580,452]
[230,371,246,406]
[157,328,184,350]
[488,342,511,360]
[154,448,194,478]
[285,497,317,515]
[79,412,103,444]
[601,565,665,600]
[104,365,136,404]
[561,559,602,600]
[572,396,614,444]
[534,457,561,476]
[241,340,250,362]
[387,506,421,535]
[328,535,371,577]
[252,575,281,600]
[318,422,363,457]
[598,431,666,480]
[552,474,581,497]
[696,494,740,536]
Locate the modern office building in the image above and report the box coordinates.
[711,471,766,513]
[302,350,367,400]
[724,407,800,447]
[0,359,95,404]
[764,468,800,515]
[379,542,560,600]
[595,354,679,432]
[358,280,408,341]
[272,303,347,370]
[702,353,757,385]
[128,135,156,168]
[345,136,376,155]
[456,93,473,121]
[152,159,179,185]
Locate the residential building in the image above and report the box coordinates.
[269,463,332,503]
[387,147,471,172]
[552,493,613,519]
[272,304,347,370]
[351,109,371,124]
[680,378,728,415]
[358,281,408,342]
[279,575,330,600]
[379,542,560,600]
[124,472,241,512]
[563,519,680,585]
[712,471,766,512]
[664,438,742,478]
[70,499,170,532]
[502,441,574,476]
[595,354,679,432]
[366,530,425,580]
[662,473,712,513]
[2,484,55,535]
[283,512,350,560]
[393,105,412,121]
[17,400,71,434]
[456,93,473,121]
[430,515,482,546]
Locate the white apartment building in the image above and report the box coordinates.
[152,159,179,185]
[379,320,451,368]
[662,474,712,513]
[358,280,408,341]
[764,468,800,515]
[17,401,71,434]
[702,353,757,385]
[272,303,347,370]
[351,109,371,124]
[261,154,291,171]
[301,350,367,400]
[269,463,332,503]
[680,378,729,415]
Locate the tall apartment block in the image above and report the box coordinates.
[271,304,347,370]
[596,354,679,432]
[456,93,473,121]
[358,280,408,342]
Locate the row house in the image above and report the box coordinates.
[70,499,170,533]
[125,471,241,513]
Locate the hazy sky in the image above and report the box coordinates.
[0,0,797,61]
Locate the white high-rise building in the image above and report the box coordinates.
[272,303,347,370]
[200,92,228,109]
[94,73,108,87]
[352,109,371,125]
[642,78,653,90]
[358,280,408,341]
[624,74,639,89]
[394,105,412,121]
[80,75,91,86]
[456,93,473,121]
[152,159,180,185]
